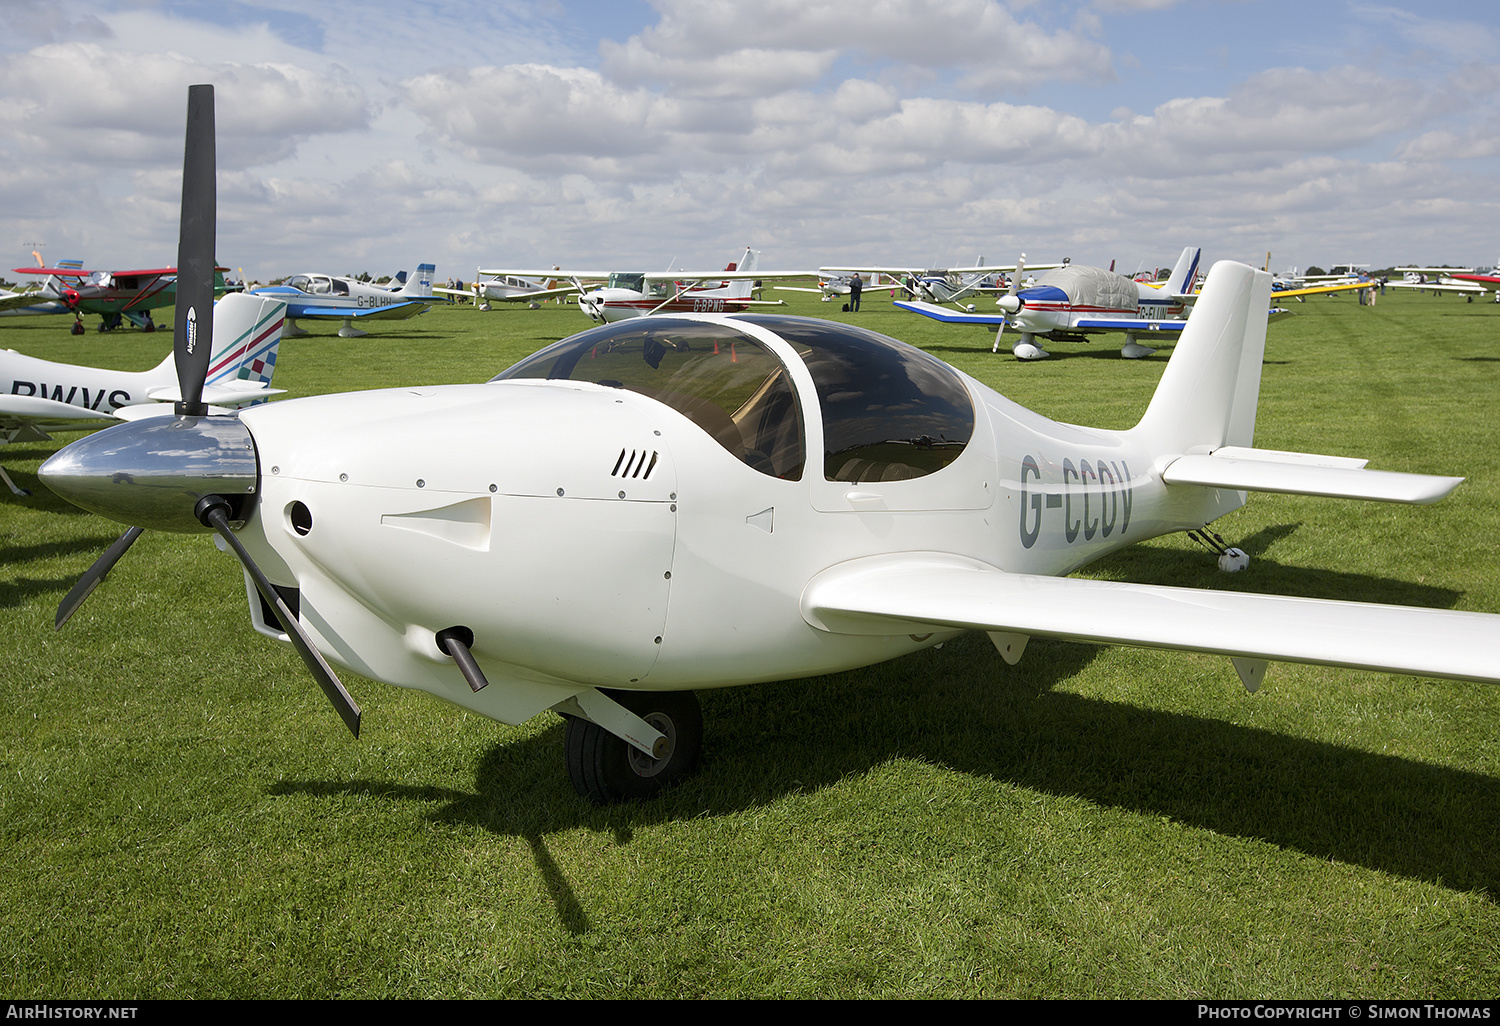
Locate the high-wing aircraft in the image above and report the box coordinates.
[248,265,436,337]
[35,88,1500,806]
[486,250,805,323]
[437,271,591,308]
[821,258,1063,309]
[1388,267,1498,300]
[8,263,233,331]
[896,248,1205,359]
[774,272,901,303]
[0,291,287,496]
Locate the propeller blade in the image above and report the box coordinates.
[172,84,217,417]
[196,496,362,737]
[54,526,144,630]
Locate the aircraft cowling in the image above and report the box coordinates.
[233,380,681,723]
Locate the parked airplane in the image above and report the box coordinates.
[821,259,1062,309]
[0,291,287,496]
[437,271,591,308]
[249,265,435,337]
[1387,267,1497,299]
[0,286,69,319]
[486,250,805,323]
[36,89,1500,805]
[774,272,901,303]
[8,263,233,331]
[897,248,1204,359]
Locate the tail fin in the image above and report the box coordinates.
[729,248,758,298]
[1133,261,1271,452]
[204,293,287,389]
[1162,246,1202,297]
[397,263,435,298]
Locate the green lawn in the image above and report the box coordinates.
[1,284,1496,998]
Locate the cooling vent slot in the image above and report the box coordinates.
[611,448,659,480]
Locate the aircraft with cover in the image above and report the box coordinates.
[38,86,1500,805]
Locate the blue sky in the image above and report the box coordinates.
[1,0,1495,282]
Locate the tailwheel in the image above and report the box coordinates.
[565,689,703,804]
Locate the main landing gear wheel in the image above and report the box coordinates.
[565,689,703,804]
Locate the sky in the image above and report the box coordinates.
[1,0,1496,283]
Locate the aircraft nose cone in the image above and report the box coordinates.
[40,415,259,533]
[996,295,1023,315]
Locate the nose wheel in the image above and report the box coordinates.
[565,689,703,803]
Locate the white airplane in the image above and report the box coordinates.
[486,250,806,323]
[0,286,69,319]
[820,258,1063,309]
[1386,268,1491,298]
[0,291,287,496]
[41,87,1500,805]
[249,264,435,337]
[774,272,901,304]
[435,272,588,309]
[896,248,1206,359]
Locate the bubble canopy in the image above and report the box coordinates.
[491,315,974,483]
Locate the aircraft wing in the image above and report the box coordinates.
[894,300,1009,325]
[476,268,611,280]
[1269,281,1376,299]
[1384,281,1486,294]
[643,270,813,282]
[822,263,1063,276]
[281,300,430,320]
[801,552,1500,687]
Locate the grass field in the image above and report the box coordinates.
[1,284,1497,998]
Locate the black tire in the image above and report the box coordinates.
[565,689,703,804]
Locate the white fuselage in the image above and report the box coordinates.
[230,315,1235,729]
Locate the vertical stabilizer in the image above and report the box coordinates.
[1162,246,1202,297]
[1134,261,1271,452]
[204,293,288,389]
[399,263,436,298]
[729,248,759,298]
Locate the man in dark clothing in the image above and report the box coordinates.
[849,273,863,312]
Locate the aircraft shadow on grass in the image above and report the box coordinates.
[269,609,1497,934]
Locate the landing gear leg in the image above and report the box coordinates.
[0,464,30,497]
[564,689,703,803]
[1187,527,1248,572]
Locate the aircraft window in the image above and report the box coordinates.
[309,277,332,295]
[736,315,973,483]
[333,279,350,295]
[493,318,805,479]
[288,276,311,292]
[608,273,645,292]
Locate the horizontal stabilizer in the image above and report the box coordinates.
[802,553,1500,686]
[1162,450,1461,504]
[147,383,285,406]
[0,395,117,423]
